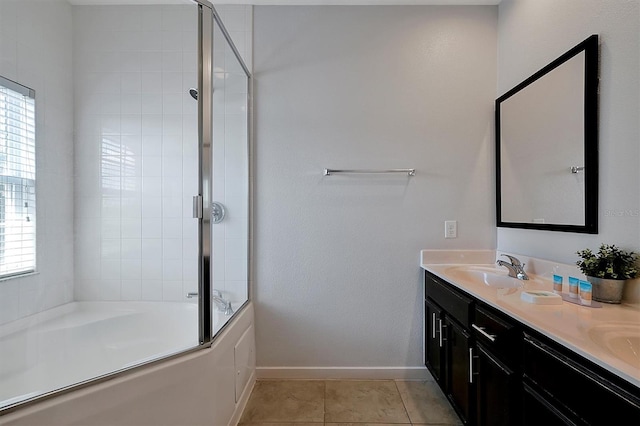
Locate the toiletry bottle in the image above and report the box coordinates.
[553,275,563,294]
[568,277,579,299]
[579,280,592,306]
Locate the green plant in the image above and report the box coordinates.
[576,244,639,280]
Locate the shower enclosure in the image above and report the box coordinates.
[0,0,250,412]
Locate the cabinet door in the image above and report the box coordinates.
[446,317,474,424]
[425,299,444,384]
[476,344,519,426]
[522,382,580,426]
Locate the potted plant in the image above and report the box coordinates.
[576,244,639,303]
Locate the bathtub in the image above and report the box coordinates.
[1,302,256,425]
[0,301,202,410]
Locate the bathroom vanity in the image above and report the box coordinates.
[421,251,640,426]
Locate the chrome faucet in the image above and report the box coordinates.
[496,254,529,280]
[212,294,234,316]
[186,290,234,315]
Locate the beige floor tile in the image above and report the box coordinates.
[395,380,461,425]
[326,424,408,426]
[238,380,325,423]
[241,424,323,426]
[324,380,410,423]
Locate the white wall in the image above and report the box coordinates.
[253,6,497,371]
[496,0,640,263]
[0,0,74,325]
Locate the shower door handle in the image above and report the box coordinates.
[211,202,226,224]
[192,195,203,219]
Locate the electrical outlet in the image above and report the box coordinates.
[445,220,457,239]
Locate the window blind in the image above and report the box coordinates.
[0,76,36,278]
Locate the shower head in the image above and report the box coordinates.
[189,88,198,100]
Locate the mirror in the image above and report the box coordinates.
[496,35,599,234]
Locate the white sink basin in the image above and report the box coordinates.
[443,265,541,289]
[588,323,640,369]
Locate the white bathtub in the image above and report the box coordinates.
[0,301,201,409]
[1,302,256,425]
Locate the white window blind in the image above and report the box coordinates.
[0,76,36,278]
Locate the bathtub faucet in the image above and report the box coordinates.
[186,290,234,316]
[212,294,234,316]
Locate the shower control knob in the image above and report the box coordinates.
[211,202,226,224]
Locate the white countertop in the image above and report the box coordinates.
[420,250,640,389]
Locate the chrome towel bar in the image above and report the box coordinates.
[323,168,415,176]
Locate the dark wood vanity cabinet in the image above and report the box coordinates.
[426,271,522,425]
[425,273,475,424]
[523,332,640,425]
[424,271,640,426]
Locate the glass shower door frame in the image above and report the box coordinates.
[197,0,213,345]
[196,0,252,345]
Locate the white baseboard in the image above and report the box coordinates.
[256,366,431,380]
[229,370,256,426]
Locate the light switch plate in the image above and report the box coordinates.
[445,220,457,239]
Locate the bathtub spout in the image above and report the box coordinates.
[186,291,233,315]
[212,295,234,316]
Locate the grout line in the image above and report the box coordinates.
[322,379,327,424]
[394,380,413,424]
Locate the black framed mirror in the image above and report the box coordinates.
[496,35,599,234]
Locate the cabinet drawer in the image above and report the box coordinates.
[523,333,640,425]
[472,305,520,365]
[425,273,473,326]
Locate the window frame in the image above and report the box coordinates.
[0,75,37,279]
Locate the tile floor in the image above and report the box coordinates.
[238,379,462,425]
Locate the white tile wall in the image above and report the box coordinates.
[73,5,200,302]
[0,0,75,325]
[73,4,252,305]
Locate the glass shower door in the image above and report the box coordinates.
[210,12,250,336]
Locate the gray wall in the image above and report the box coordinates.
[254,6,497,369]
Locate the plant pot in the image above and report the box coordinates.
[586,276,626,304]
